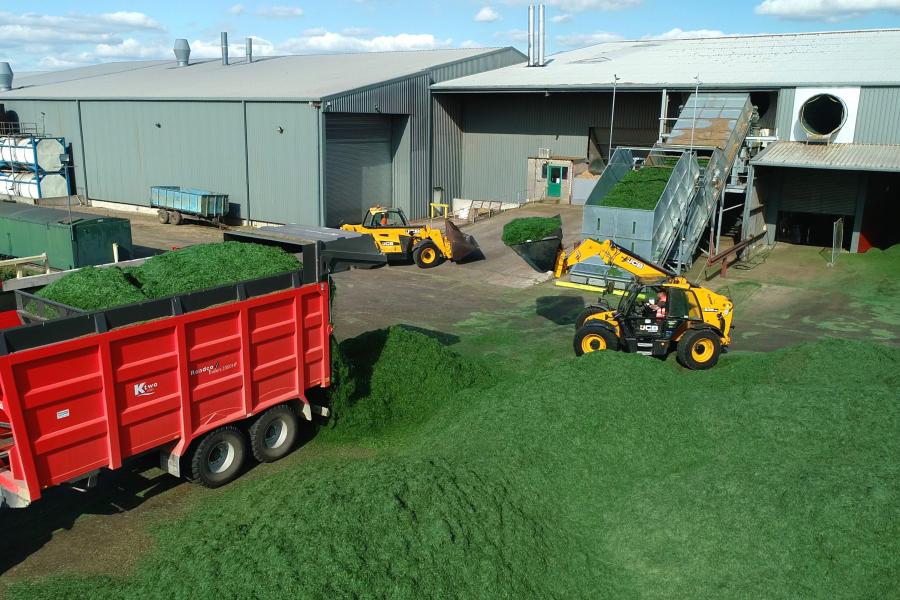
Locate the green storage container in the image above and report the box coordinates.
[0,202,133,270]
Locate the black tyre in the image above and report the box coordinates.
[573,324,619,356]
[575,303,611,330]
[157,209,170,224]
[189,426,247,488]
[413,242,445,269]
[169,210,184,226]
[248,404,299,463]
[677,329,721,370]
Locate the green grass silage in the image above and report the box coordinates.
[10,327,900,599]
[34,266,147,311]
[35,242,300,311]
[600,167,673,210]
[501,215,562,246]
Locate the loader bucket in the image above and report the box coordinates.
[508,228,563,273]
[445,219,481,262]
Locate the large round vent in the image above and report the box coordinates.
[799,93,847,138]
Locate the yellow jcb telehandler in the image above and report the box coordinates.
[340,206,480,268]
[554,239,735,369]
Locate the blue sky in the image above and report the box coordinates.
[3,0,900,70]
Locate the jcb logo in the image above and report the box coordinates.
[134,381,158,397]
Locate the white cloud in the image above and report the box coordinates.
[342,27,374,36]
[645,28,727,40]
[552,13,574,22]
[227,4,246,15]
[755,0,900,20]
[475,7,502,22]
[555,31,622,48]
[257,5,305,18]
[100,12,164,29]
[494,29,530,43]
[502,0,641,12]
[460,39,483,48]
[281,31,452,53]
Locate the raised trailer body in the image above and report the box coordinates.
[0,248,331,508]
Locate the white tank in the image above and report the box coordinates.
[0,171,68,199]
[0,137,65,172]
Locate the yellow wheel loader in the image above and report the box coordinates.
[340,206,480,269]
[554,239,734,369]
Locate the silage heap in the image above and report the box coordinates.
[502,215,563,273]
[35,242,300,312]
[12,327,900,599]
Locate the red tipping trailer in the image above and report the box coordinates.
[0,237,384,508]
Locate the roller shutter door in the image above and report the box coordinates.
[780,169,858,216]
[325,114,392,226]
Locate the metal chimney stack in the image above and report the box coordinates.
[0,62,12,92]
[538,4,546,67]
[173,39,191,67]
[527,5,535,67]
[221,32,229,66]
[246,37,253,63]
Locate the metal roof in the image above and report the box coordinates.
[0,48,512,101]
[434,29,900,91]
[751,142,900,172]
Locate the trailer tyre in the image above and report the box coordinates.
[248,404,299,463]
[168,211,184,226]
[157,209,170,224]
[677,329,721,370]
[190,426,247,488]
[413,242,445,268]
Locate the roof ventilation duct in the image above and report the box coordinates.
[246,37,253,63]
[799,94,846,144]
[221,32,229,66]
[0,63,12,92]
[527,5,535,67]
[173,39,191,67]
[538,4,545,67]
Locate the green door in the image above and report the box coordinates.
[547,165,563,198]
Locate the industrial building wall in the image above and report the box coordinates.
[245,102,320,224]
[774,88,795,139]
[451,92,660,202]
[1,99,85,196]
[79,101,248,217]
[432,95,463,204]
[855,87,900,144]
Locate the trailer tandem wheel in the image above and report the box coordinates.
[190,425,247,488]
[248,404,299,463]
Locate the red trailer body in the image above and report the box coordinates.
[0,279,331,507]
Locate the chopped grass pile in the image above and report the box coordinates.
[129,242,300,299]
[34,242,300,312]
[34,266,147,311]
[10,328,900,599]
[600,167,673,210]
[501,215,562,246]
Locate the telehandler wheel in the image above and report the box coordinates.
[248,404,299,463]
[574,324,619,356]
[413,242,445,269]
[575,303,611,330]
[677,329,721,370]
[189,426,247,488]
[157,209,170,224]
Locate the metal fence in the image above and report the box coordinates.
[829,217,844,267]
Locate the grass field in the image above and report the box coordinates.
[8,316,899,598]
[600,167,673,210]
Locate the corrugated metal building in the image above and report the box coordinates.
[433,29,900,252]
[0,47,524,225]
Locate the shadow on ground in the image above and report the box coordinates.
[535,295,585,326]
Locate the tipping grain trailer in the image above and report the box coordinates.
[0,236,384,508]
